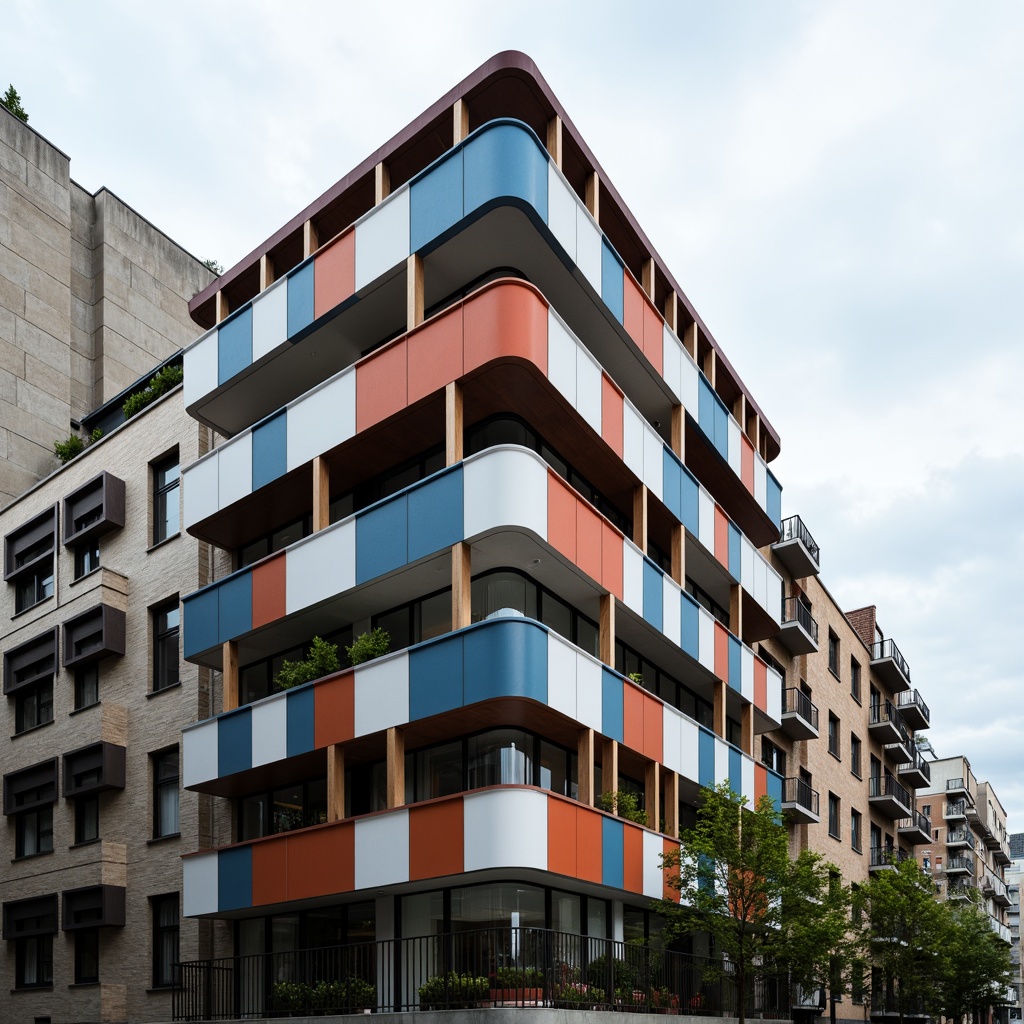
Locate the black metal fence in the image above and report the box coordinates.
[173,926,790,1020]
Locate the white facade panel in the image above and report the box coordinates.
[741,647,755,704]
[643,830,665,899]
[463,448,547,542]
[662,707,683,775]
[182,721,218,789]
[183,330,218,410]
[621,541,644,615]
[754,556,767,609]
[354,651,410,737]
[714,737,730,786]
[575,653,603,734]
[576,347,603,435]
[679,349,699,416]
[355,188,410,291]
[183,852,218,918]
[622,404,644,479]
[218,432,252,509]
[251,276,288,362]
[697,607,715,673]
[250,696,289,768]
[463,789,548,872]
[285,519,356,613]
[287,368,356,471]
[727,418,742,477]
[546,633,577,720]
[765,566,782,622]
[546,310,577,408]
[642,424,663,501]
[678,717,700,783]
[576,206,603,295]
[182,453,219,530]
[662,579,681,649]
[754,456,767,508]
[740,536,754,592]
[766,667,783,723]
[354,809,410,889]
[742,755,755,804]
[547,165,578,262]
[662,325,683,403]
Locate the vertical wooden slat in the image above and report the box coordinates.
[303,219,318,259]
[642,258,656,300]
[585,171,600,222]
[452,542,472,631]
[259,254,275,292]
[387,728,405,809]
[214,290,229,325]
[313,456,330,532]
[645,760,660,831]
[578,728,595,807]
[663,769,679,839]
[445,381,463,466]
[407,253,424,331]
[599,594,616,666]
[632,485,648,553]
[546,115,563,168]
[670,525,684,587]
[327,744,345,822]
[453,98,470,145]
[222,641,238,712]
[375,161,391,205]
[601,738,619,799]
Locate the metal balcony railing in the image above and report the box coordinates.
[945,800,968,818]
[778,515,820,564]
[900,751,931,784]
[869,700,909,743]
[869,847,908,869]
[947,855,974,873]
[171,926,791,1021]
[947,829,976,850]
[781,597,819,643]
[897,810,932,836]
[871,637,911,682]
[869,773,912,809]
[782,688,819,730]
[782,777,820,816]
[897,688,931,724]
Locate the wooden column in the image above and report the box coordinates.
[670,525,685,587]
[601,738,619,800]
[452,542,472,631]
[645,760,660,832]
[546,115,563,168]
[453,98,470,145]
[703,347,716,389]
[445,381,463,466]
[663,768,679,839]
[407,253,424,331]
[664,292,678,333]
[632,485,648,553]
[599,594,616,667]
[386,727,405,809]
[214,290,229,324]
[327,744,345,822]
[683,321,698,362]
[729,585,743,643]
[578,728,595,807]
[642,258,656,300]
[303,219,318,258]
[585,171,600,221]
[313,455,330,532]
[671,405,684,460]
[222,641,238,712]
[259,254,275,292]
[375,161,391,205]
[741,704,754,758]
[713,678,727,740]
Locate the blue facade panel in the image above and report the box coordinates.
[601,668,624,743]
[727,523,741,580]
[410,152,464,252]
[728,635,742,691]
[218,707,252,778]
[766,470,783,531]
[698,728,716,789]
[218,846,252,912]
[463,123,548,223]
[217,307,252,385]
[409,634,464,720]
[251,411,287,491]
[464,620,547,706]
[729,747,743,797]
[601,816,624,890]
[767,770,783,813]
[182,589,218,658]
[601,241,623,324]
[217,571,252,644]
[642,559,663,632]
[680,592,699,660]
[285,687,315,758]
[287,262,315,338]
[697,375,715,445]
[408,468,464,563]
[712,396,729,460]
[356,495,408,584]
[662,449,682,520]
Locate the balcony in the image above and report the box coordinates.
[898,811,933,846]
[944,800,968,822]
[896,689,930,730]
[947,777,973,803]
[778,597,819,655]
[945,855,974,875]
[871,637,912,693]
[983,873,1012,907]
[869,774,913,819]
[994,839,1012,866]
[868,700,907,747]
[947,882,973,902]
[780,688,819,740]
[946,828,976,851]
[898,751,931,789]
[990,917,1012,944]
[781,776,820,825]
[869,847,909,872]
[771,515,820,579]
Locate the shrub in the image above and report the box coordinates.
[554,982,605,1007]
[274,636,340,690]
[346,626,391,666]
[598,789,649,826]
[122,364,184,419]
[54,428,103,465]
[628,671,644,685]
[418,971,489,1009]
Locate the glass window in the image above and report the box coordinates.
[468,730,532,789]
[851,810,862,853]
[850,659,861,702]
[828,632,839,676]
[15,680,53,734]
[75,795,99,844]
[153,600,180,692]
[153,454,180,544]
[15,566,54,613]
[16,806,53,858]
[828,793,840,839]
[16,934,52,988]
[152,894,179,988]
[153,749,179,838]
[539,740,574,798]
[419,589,451,642]
[552,891,581,935]
[75,927,99,983]
[472,572,537,622]
[851,735,862,778]
[450,883,544,931]
[828,714,840,757]
[412,741,463,802]
[540,590,572,639]
[240,793,268,841]
[74,665,99,710]
[74,539,100,580]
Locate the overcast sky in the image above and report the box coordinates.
[5,1,1022,826]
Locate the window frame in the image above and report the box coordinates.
[850,734,862,779]
[851,809,862,853]
[74,927,100,984]
[828,713,840,758]
[152,598,181,693]
[828,792,841,839]
[827,630,840,677]
[850,657,861,703]
[152,747,180,839]
[152,453,180,546]
[151,893,180,989]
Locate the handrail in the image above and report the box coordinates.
[869,773,911,808]
[782,777,819,816]
[896,688,930,723]
[781,597,819,643]
[897,811,931,835]
[782,688,819,730]
[869,847,908,868]
[871,637,911,682]
[778,515,820,563]
[946,828,976,850]
[869,700,909,743]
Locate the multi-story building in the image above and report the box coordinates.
[1007,834,1024,1019]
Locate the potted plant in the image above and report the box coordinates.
[271,979,311,1015]
[274,636,340,690]
[490,966,544,1003]
[418,970,489,1009]
[346,627,391,666]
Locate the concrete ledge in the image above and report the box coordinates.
[152,1011,794,1024]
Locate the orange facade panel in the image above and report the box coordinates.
[713,506,729,567]
[463,280,547,376]
[714,623,730,683]
[251,554,286,629]
[356,340,408,432]
[314,671,355,748]
[314,229,355,319]
[547,797,578,879]
[622,822,644,894]
[576,499,603,585]
[407,304,465,405]
[252,836,289,906]
[622,682,645,753]
[642,299,663,375]
[643,694,663,763]
[755,764,768,804]
[286,822,354,901]
[741,434,755,493]
[409,799,464,880]
[601,524,624,600]
[601,373,624,457]
[753,659,767,715]
[547,473,578,565]
[623,273,646,350]
[576,805,603,883]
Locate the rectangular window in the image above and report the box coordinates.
[828,793,840,839]
[851,809,862,853]
[15,680,53,734]
[75,664,100,710]
[6,508,57,614]
[761,738,786,777]
[152,454,180,545]
[75,794,99,845]
[152,894,179,988]
[851,734,862,778]
[5,895,57,989]
[828,631,839,676]
[850,658,861,702]
[74,539,101,580]
[16,805,53,858]
[75,927,99,984]
[152,749,179,838]
[152,600,180,692]
[828,714,840,758]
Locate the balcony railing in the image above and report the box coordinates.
[869,700,909,743]
[782,776,820,816]
[781,597,819,644]
[869,773,912,809]
[778,516,820,565]
[947,828,976,850]
[872,637,911,682]
[899,751,931,784]
[946,855,974,873]
[945,800,968,819]
[782,688,819,731]
[171,927,791,1021]
[869,847,909,869]
[898,810,932,837]
[896,688,931,727]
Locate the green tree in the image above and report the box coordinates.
[934,898,1014,1024]
[1,84,28,123]
[201,258,224,275]
[859,855,947,1024]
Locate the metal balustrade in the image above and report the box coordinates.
[778,515,820,564]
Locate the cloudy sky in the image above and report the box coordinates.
[5,1,1022,824]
